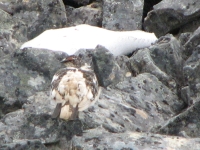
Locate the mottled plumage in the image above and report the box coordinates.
[51,63,100,120]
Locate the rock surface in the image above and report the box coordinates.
[102,0,144,30]
[66,2,102,27]
[144,0,200,37]
[1,0,200,150]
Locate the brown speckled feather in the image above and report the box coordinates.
[51,65,100,120]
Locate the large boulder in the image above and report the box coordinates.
[66,2,102,27]
[144,0,200,37]
[102,0,144,30]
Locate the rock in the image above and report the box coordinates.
[181,86,192,106]
[178,19,200,36]
[0,49,67,117]
[0,3,15,15]
[180,27,200,106]
[144,0,200,37]
[183,44,200,105]
[0,91,83,145]
[66,2,102,27]
[0,9,27,57]
[63,0,91,6]
[79,73,185,134]
[178,32,192,46]
[0,139,48,150]
[150,34,184,86]
[151,100,200,138]
[92,45,124,87]
[65,128,200,150]
[183,26,200,60]
[129,48,171,87]
[12,0,67,40]
[102,0,144,30]
[129,34,184,95]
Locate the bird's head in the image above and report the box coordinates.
[61,54,92,69]
[61,55,80,68]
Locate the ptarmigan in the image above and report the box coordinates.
[51,55,101,120]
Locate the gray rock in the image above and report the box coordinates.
[0,91,83,145]
[12,0,67,40]
[61,128,200,150]
[178,19,200,36]
[183,47,200,105]
[0,49,66,117]
[151,100,200,138]
[181,27,200,107]
[144,0,200,37]
[181,86,192,106]
[0,139,48,150]
[0,9,27,57]
[183,26,200,60]
[92,45,125,87]
[129,48,171,87]
[129,34,184,95]
[66,2,102,27]
[102,0,144,30]
[150,34,184,86]
[79,73,185,134]
[178,32,192,46]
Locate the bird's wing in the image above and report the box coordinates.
[51,67,76,104]
[77,68,99,111]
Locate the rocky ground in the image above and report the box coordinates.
[0,0,200,149]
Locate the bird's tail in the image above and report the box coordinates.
[51,103,62,118]
[59,102,79,120]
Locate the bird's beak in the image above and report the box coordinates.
[60,55,77,63]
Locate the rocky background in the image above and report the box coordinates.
[0,0,200,149]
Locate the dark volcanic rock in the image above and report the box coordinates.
[150,34,184,86]
[178,32,192,46]
[152,100,200,138]
[183,26,200,60]
[79,73,185,134]
[0,91,83,146]
[66,2,102,27]
[0,139,48,150]
[182,27,200,106]
[12,0,67,40]
[69,128,200,150]
[144,0,200,37]
[0,49,66,117]
[129,34,184,95]
[63,0,91,6]
[102,0,144,30]
[0,9,27,57]
[92,45,124,87]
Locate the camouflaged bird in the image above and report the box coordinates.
[51,55,101,120]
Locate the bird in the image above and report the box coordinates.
[50,55,101,120]
[20,24,157,56]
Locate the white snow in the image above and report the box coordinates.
[20,24,158,56]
